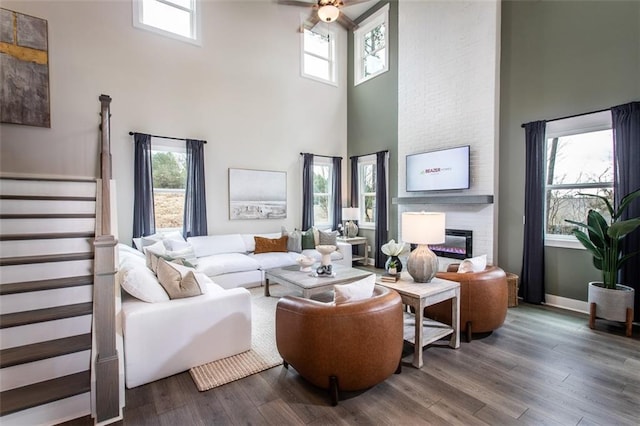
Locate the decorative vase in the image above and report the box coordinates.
[385,256,402,274]
[316,245,336,266]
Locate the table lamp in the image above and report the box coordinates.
[402,212,446,283]
[342,207,360,238]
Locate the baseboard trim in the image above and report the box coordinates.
[544,294,589,315]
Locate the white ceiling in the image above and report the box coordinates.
[341,0,379,21]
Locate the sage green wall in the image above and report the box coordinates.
[347,0,399,260]
[499,1,640,303]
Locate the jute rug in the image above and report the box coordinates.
[189,286,283,391]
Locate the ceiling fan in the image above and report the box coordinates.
[277,0,371,32]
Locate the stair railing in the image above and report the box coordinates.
[93,94,120,423]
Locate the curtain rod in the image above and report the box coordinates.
[129,131,207,144]
[299,152,342,159]
[520,107,610,128]
[349,149,388,159]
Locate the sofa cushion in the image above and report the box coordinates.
[196,253,261,277]
[249,251,300,270]
[318,229,339,246]
[156,258,204,300]
[254,235,288,254]
[281,227,302,253]
[133,231,186,252]
[188,234,247,257]
[334,274,375,304]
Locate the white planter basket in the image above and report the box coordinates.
[588,282,635,322]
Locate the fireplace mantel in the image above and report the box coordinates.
[392,195,494,205]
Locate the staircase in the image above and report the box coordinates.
[0,177,97,425]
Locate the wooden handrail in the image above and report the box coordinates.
[99,94,112,236]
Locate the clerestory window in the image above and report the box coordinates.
[353,3,389,86]
[302,27,337,85]
[133,0,201,45]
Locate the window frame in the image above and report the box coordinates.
[132,0,202,46]
[543,111,613,250]
[357,155,376,229]
[353,3,389,86]
[301,25,338,86]
[151,139,187,233]
[312,157,334,228]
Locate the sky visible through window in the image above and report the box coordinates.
[142,0,192,39]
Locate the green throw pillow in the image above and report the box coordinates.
[301,229,316,250]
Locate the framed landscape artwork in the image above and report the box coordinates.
[0,8,50,127]
[229,168,287,220]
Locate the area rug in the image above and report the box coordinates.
[189,286,283,391]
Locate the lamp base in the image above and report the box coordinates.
[406,244,438,283]
[345,221,359,238]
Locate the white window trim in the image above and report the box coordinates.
[132,0,202,46]
[313,157,334,228]
[301,25,338,86]
[354,3,389,86]
[543,111,613,249]
[358,154,376,230]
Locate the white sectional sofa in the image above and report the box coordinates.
[188,232,352,289]
[117,244,252,388]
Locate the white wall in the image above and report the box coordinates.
[397,0,500,264]
[0,1,348,244]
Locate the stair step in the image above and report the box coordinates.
[0,276,93,295]
[0,303,93,329]
[0,213,95,220]
[0,334,92,369]
[0,195,96,202]
[0,371,90,416]
[0,253,93,267]
[0,232,95,241]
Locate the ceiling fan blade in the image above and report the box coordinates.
[277,0,315,7]
[337,12,358,31]
[300,10,320,32]
[342,0,374,5]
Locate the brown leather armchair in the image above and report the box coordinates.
[425,264,508,342]
[275,285,403,405]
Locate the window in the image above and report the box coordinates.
[354,3,389,86]
[133,0,201,45]
[358,155,376,228]
[544,111,614,249]
[151,140,187,231]
[302,27,336,85]
[313,158,334,226]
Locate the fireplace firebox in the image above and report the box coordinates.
[427,229,472,260]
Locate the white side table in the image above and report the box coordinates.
[337,236,368,266]
[376,273,460,368]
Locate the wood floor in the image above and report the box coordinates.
[64,294,639,425]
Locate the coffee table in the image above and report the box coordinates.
[376,273,460,368]
[264,264,372,299]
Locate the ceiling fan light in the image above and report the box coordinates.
[318,4,339,22]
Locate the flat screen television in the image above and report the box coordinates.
[406,145,470,192]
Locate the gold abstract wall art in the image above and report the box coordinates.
[0,8,50,127]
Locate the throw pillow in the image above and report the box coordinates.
[119,260,170,303]
[281,227,302,253]
[254,236,288,254]
[318,229,338,246]
[163,239,199,266]
[143,241,167,272]
[334,274,376,304]
[156,258,204,299]
[301,229,316,250]
[457,254,487,273]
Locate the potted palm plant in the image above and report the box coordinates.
[565,188,640,337]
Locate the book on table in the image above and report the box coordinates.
[380,273,399,283]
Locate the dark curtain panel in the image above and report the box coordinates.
[350,156,359,208]
[374,151,388,268]
[521,121,546,304]
[331,157,342,231]
[612,101,640,321]
[132,133,155,238]
[183,139,208,238]
[302,153,314,230]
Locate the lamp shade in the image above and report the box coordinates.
[402,212,445,245]
[317,4,340,22]
[342,207,360,221]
